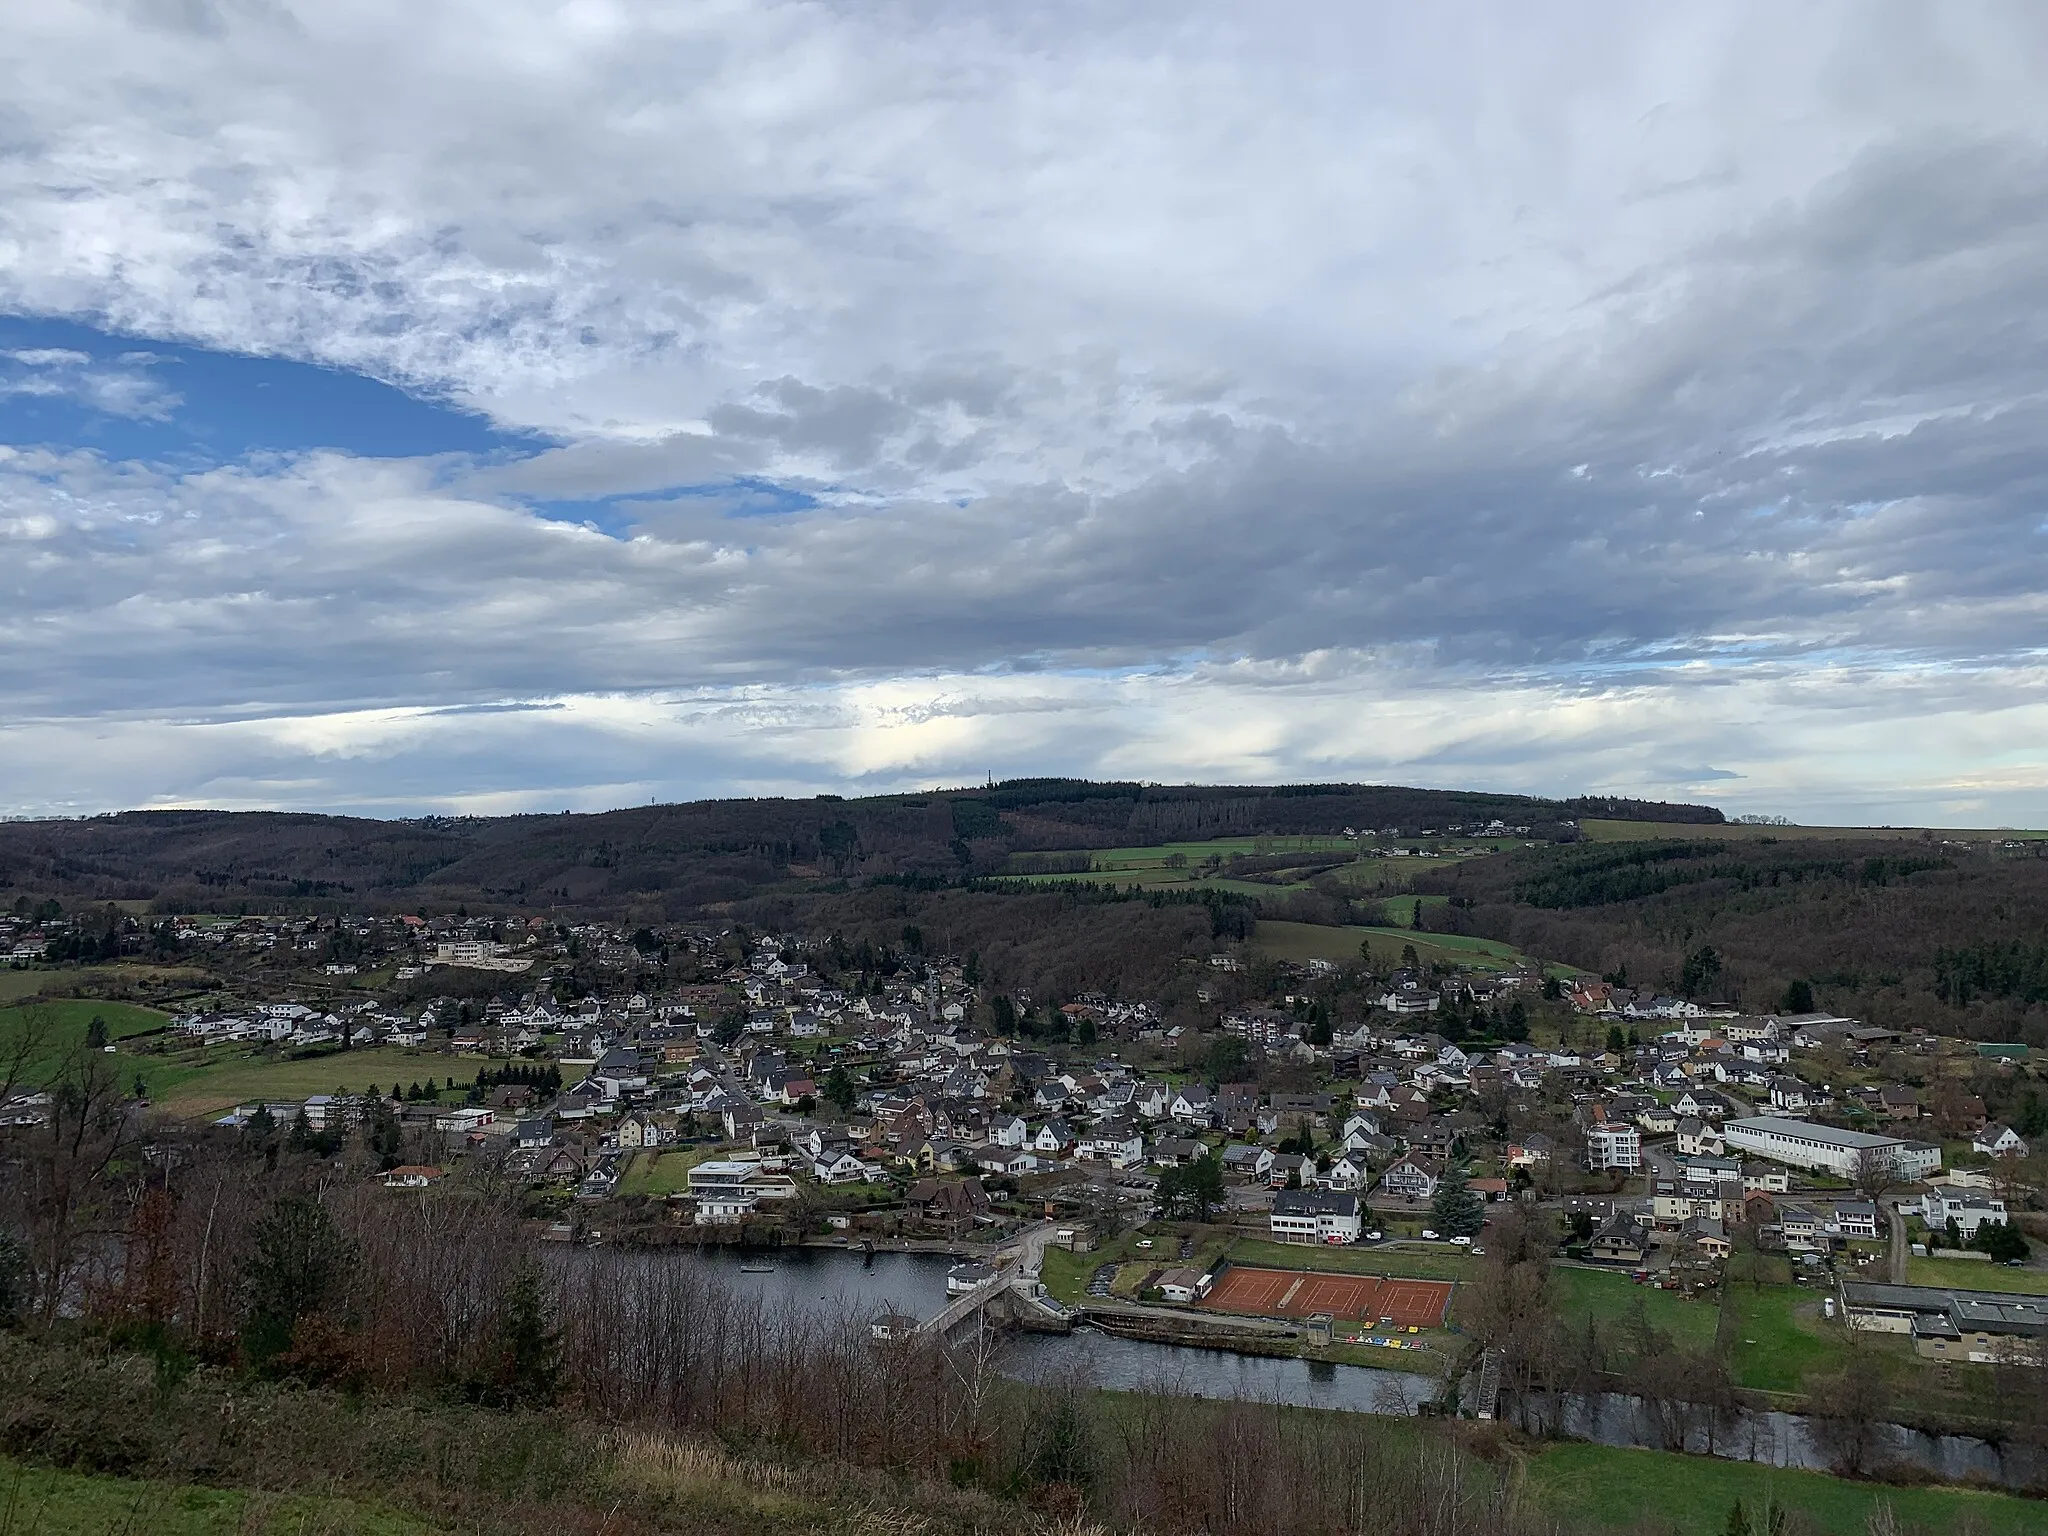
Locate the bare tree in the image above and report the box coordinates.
[1851,1146,1901,1207]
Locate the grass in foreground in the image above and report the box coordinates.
[0,1457,433,1535]
[1521,1440,2047,1536]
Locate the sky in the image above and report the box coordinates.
[5,2,2048,825]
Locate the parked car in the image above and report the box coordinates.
[1421,1229,1439,1240]
[1450,1235,1472,1246]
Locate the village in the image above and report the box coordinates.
[12,897,2040,1377]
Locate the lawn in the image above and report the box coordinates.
[1224,1236,1474,1283]
[617,1146,720,1197]
[1720,1284,1846,1395]
[1551,1266,1720,1354]
[1254,921,1532,971]
[1520,1440,2047,1536]
[1907,1255,2048,1294]
[0,1456,433,1535]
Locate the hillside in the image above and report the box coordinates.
[1416,832,2048,1042]
[0,782,1720,915]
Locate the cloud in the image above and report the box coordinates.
[0,346,182,420]
[4,4,2048,818]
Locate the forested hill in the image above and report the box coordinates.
[1416,835,2048,1044]
[0,780,1720,913]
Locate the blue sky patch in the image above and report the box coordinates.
[0,314,546,464]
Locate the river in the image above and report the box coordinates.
[647,1247,2046,1493]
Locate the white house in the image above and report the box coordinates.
[1973,1123,2029,1159]
[1922,1188,2009,1239]
[1270,1189,1363,1245]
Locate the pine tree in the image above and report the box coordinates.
[1430,1161,1485,1237]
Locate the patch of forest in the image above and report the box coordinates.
[0,781,1720,914]
[1415,836,2048,1043]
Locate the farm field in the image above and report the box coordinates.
[99,1040,587,1118]
[1550,1265,1720,1354]
[1906,1255,2048,1294]
[1521,1440,2046,1536]
[1254,920,1536,972]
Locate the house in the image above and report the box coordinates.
[1320,1151,1374,1191]
[1507,1133,1554,1168]
[1033,1119,1075,1156]
[1156,1266,1207,1303]
[1149,1136,1208,1167]
[1973,1123,2030,1159]
[1587,1212,1650,1264]
[1220,1143,1275,1182]
[812,1149,870,1185]
[990,1113,1028,1148]
[381,1165,443,1188]
[1267,1152,1311,1188]
[1271,1189,1363,1245]
[1878,1084,1921,1121]
[1584,1122,1642,1173]
[1676,1117,1724,1157]
[1682,1215,1732,1260]
[1077,1119,1145,1169]
[1377,1154,1441,1201]
[1768,1077,1815,1114]
[1922,1189,2009,1240]
[906,1177,992,1236]
[1170,1084,1215,1125]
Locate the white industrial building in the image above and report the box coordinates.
[1722,1116,1941,1180]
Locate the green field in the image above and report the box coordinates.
[1224,1236,1476,1283]
[94,1041,587,1118]
[1,998,171,1084]
[1907,1255,2048,1294]
[1254,920,1536,972]
[1521,1440,2047,1536]
[1720,1284,1846,1394]
[617,1146,720,1197]
[1550,1266,1721,1353]
[0,1456,432,1535]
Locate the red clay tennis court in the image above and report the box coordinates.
[1199,1265,1452,1328]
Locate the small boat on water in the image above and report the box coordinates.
[738,1259,777,1273]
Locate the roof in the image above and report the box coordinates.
[1273,1189,1360,1218]
[1724,1116,1915,1151]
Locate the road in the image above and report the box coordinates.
[1888,1202,1908,1284]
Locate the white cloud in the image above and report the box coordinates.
[5,4,2048,816]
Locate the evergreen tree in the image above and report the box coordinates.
[240,1195,353,1369]
[1430,1161,1485,1237]
[490,1257,562,1407]
[1780,979,1816,1015]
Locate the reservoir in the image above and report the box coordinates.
[638,1246,2047,1493]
